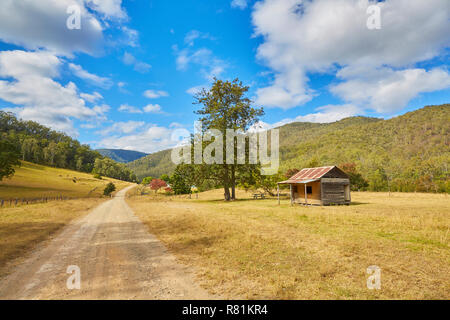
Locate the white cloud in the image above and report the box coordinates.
[331,67,450,113]
[117,81,130,94]
[122,52,151,73]
[175,48,226,80]
[186,85,206,95]
[0,50,61,78]
[252,0,450,111]
[255,77,313,110]
[0,0,105,57]
[80,123,96,129]
[231,0,248,10]
[175,48,211,71]
[118,103,165,114]
[0,50,104,135]
[69,63,112,88]
[118,104,143,114]
[174,32,227,81]
[86,0,127,20]
[92,104,110,115]
[251,104,360,131]
[143,104,163,113]
[98,124,180,153]
[184,30,215,47]
[80,91,103,103]
[98,120,145,135]
[143,89,169,99]
[0,0,130,56]
[120,26,139,47]
[169,122,184,128]
[277,104,360,126]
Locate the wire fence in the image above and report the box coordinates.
[0,195,81,208]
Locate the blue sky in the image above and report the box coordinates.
[0,0,449,153]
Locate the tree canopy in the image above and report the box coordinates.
[0,111,137,182]
[125,104,449,194]
[0,138,21,181]
[193,78,264,200]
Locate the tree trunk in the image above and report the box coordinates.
[231,165,236,200]
[223,165,231,201]
[224,187,230,201]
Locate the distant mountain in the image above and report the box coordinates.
[127,148,174,179]
[97,149,148,163]
[127,104,449,192]
[127,115,381,180]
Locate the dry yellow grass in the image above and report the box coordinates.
[0,161,131,200]
[127,189,450,299]
[0,198,103,278]
[0,162,133,278]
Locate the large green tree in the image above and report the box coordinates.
[0,138,21,181]
[171,164,195,195]
[193,78,264,201]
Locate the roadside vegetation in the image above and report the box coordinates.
[0,111,137,182]
[103,182,116,196]
[0,198,103,278]
[127,189,450,299]
[0,161,131,200]
[0,162,132,278]
[129,103,450,193]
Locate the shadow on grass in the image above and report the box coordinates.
[194,198,286,204]
[349,201,369,206]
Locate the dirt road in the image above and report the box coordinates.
[0,185,213,299]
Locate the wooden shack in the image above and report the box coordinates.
[278,166,351,205]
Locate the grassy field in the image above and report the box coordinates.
[0,161,131,200]
[0,198,103,278]
[0,162,132,278]
[127,189,450,299]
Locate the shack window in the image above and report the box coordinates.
[306,186,312,194]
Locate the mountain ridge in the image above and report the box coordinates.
[97,149,148,163]
[127,104,449,192]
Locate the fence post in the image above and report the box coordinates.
[1,199,3,207]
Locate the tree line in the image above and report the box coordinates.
[140,80,449,198]
[278,105,450,193]
[140,79,279,200]
[0,111,137,182]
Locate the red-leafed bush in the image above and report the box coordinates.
[149,178,167,193]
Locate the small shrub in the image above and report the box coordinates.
[93,173,102,180]
[103,182,116,196]
[164,187,173,194]
[141,176,154,185]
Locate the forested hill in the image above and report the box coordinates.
[0,111,137,182]
[279,104,449,192]
[127,148,174,180]
[127,116,381,180]
[97,149,147,163]
[128,104,449,192]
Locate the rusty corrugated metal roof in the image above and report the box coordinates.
[278,178,320,184]
[290,166,335,181]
